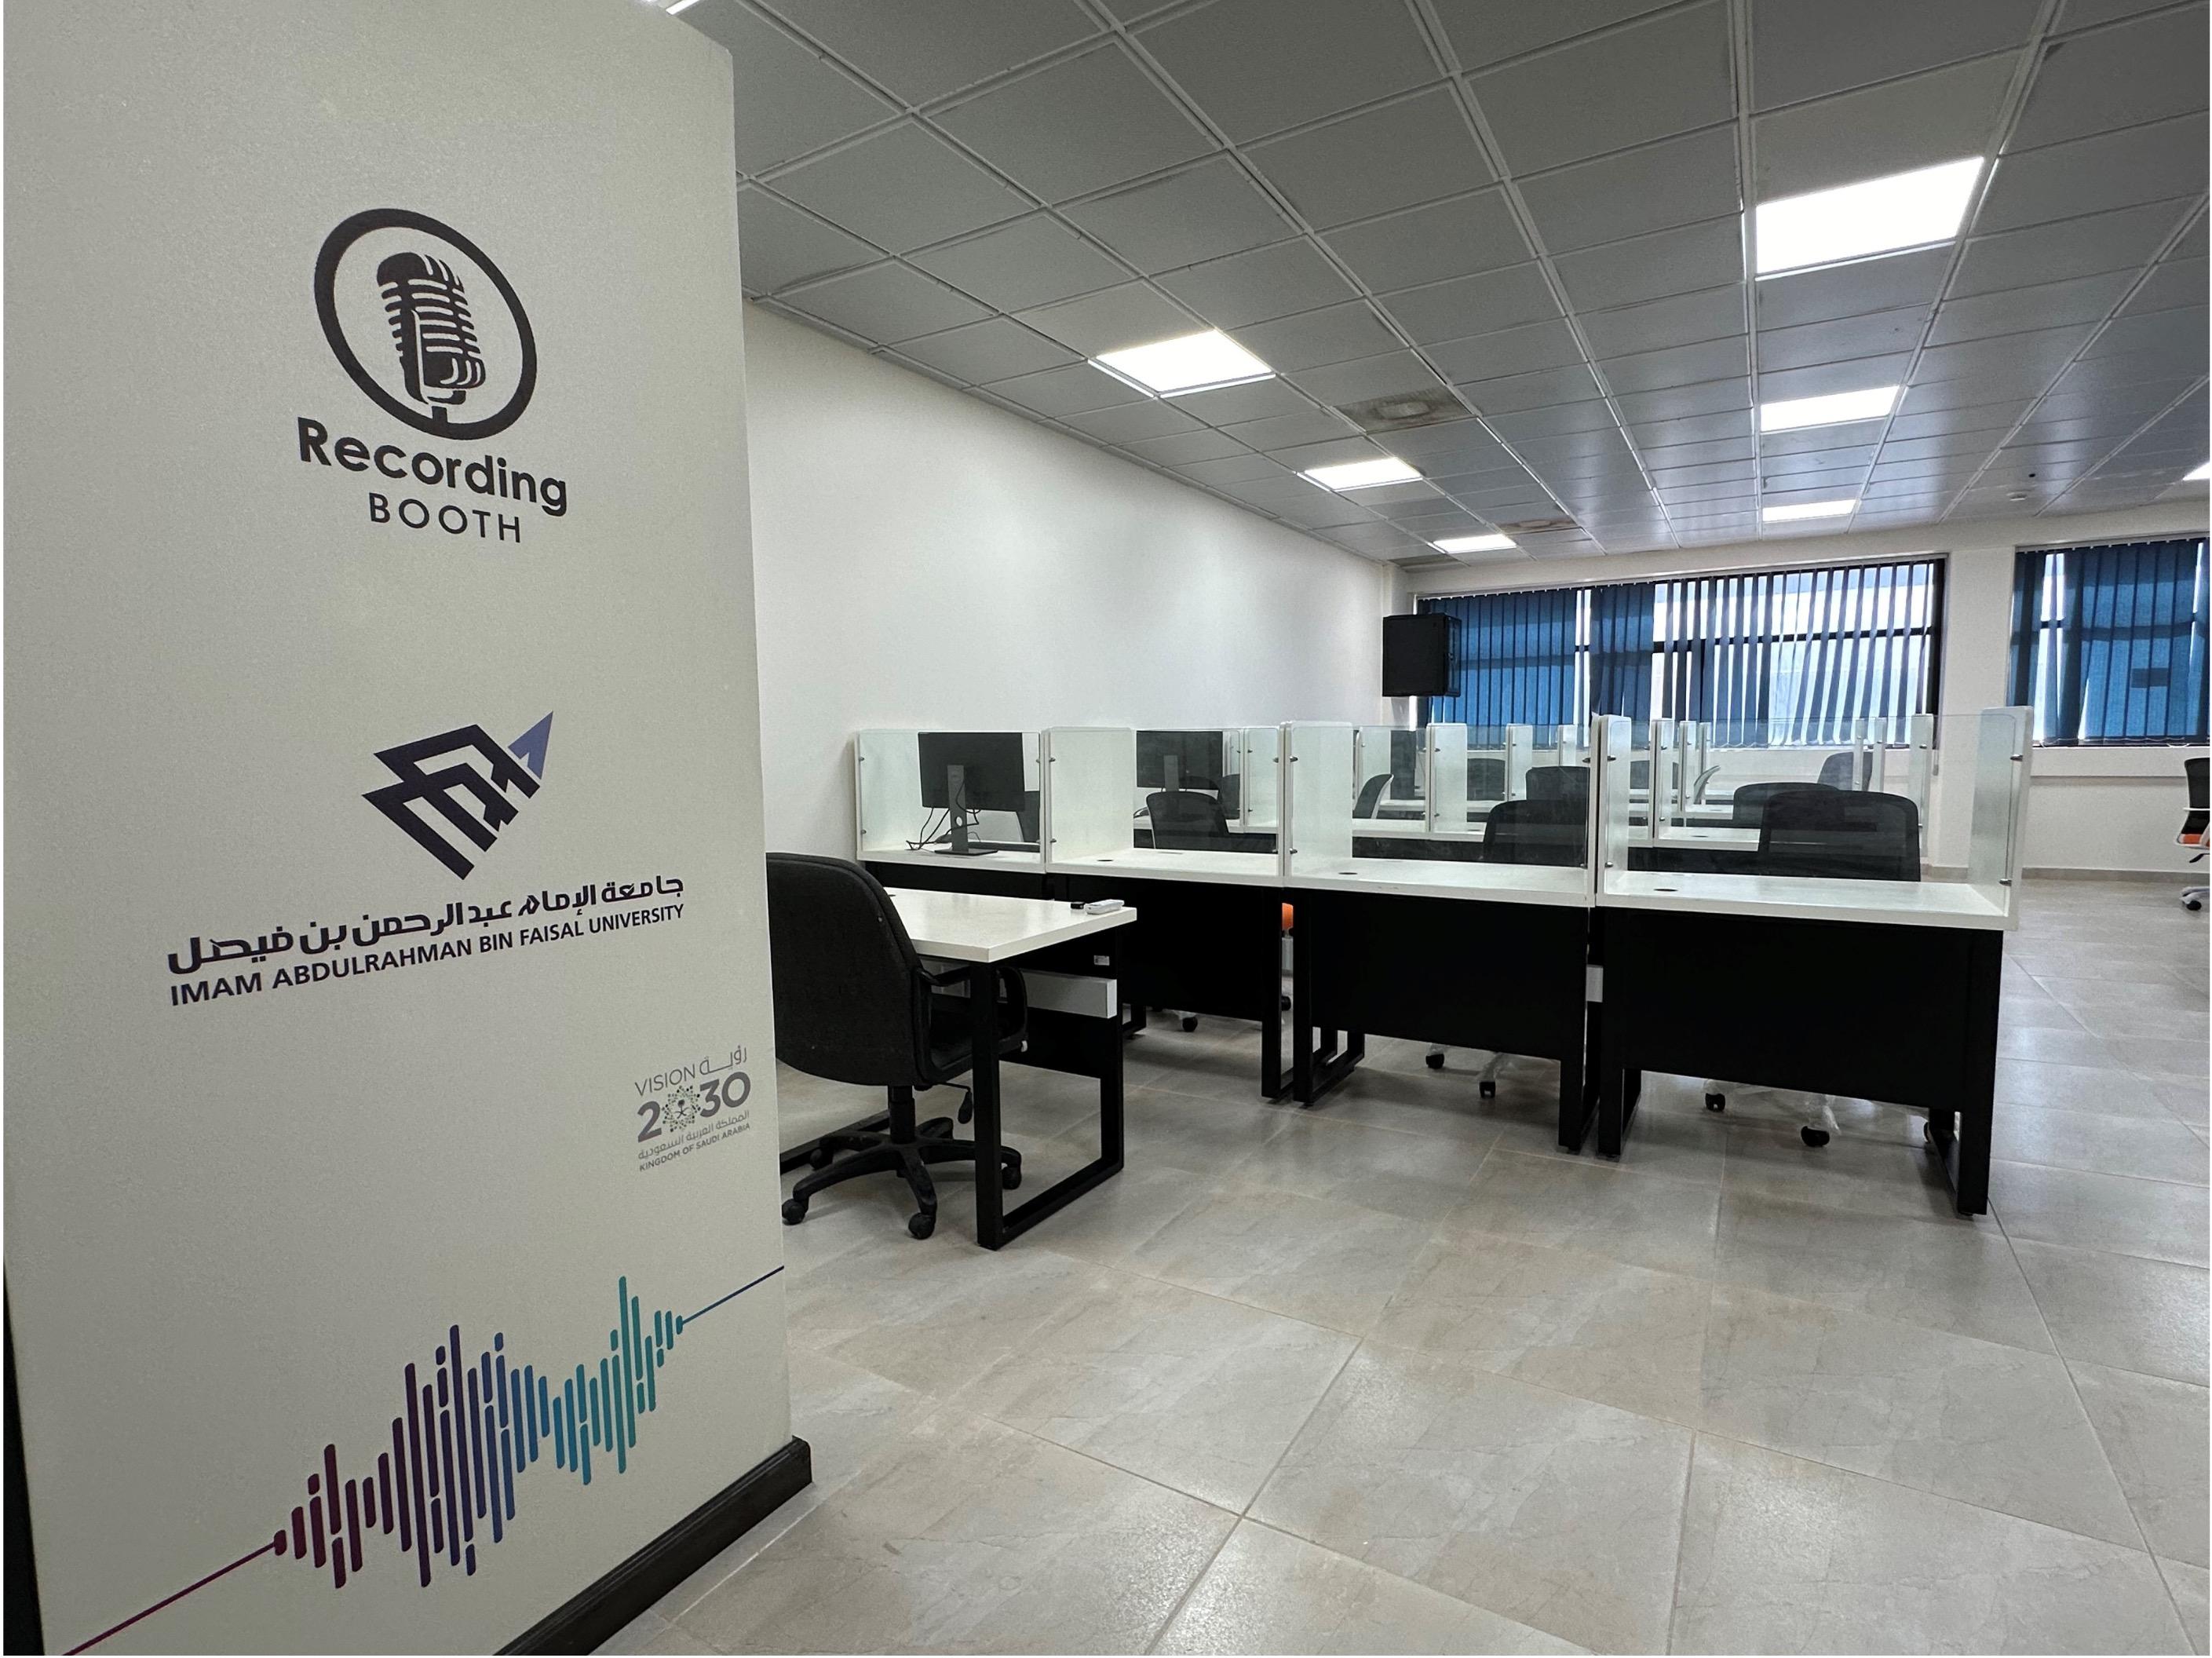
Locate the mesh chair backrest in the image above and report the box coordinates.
[1816,750,1856,789]
[1524,765,1590,810]
[1352,773,1389,818]
[1729,780,1832,827]
[1484,798,1586,867]
[1148,789,1230,848]
[765,853,928,1087]
[1758,789,1921,882]
[2188,757,2209,809]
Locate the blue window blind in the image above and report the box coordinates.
[2010,538,2210,744]
[1655,560,1941,743]
[1422,557,1944,742]
[1419,586,1577,725]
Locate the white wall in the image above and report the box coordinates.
[745,306,1395,854]
[1396,501,2210,875]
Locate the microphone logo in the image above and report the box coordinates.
[314,209,537,440]
[376,250,487,420]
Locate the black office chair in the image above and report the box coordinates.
[1816,750,1857,789]
[1755,788,1921,881]
[2180,757,2207,911]
[1728,780,1831,827]
[1483,798,1586,867]
[1467,757,1507,799]
[1706,791,1922,1144]
[1353,773,1389,818]
[1147,788,1231,849]
[766,853,1027,1240]
[1524,765,1590,811]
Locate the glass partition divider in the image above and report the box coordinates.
[1426,724,1469,834]
[1287,723,1356,879]
[1042,727,1136,864]
[1966,707,2031,920]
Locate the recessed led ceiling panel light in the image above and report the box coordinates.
[1301,457,1422,491]
[1762,498,1857,522]
[1754,158,1983,277]
[2185,460,2210,480]
[1434,533,1516,553]
[1758,385,1900,433]
[1092,330,1274,397]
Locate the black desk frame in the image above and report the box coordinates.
[1290,887,1597,1152]
[1595,907,2002,1215]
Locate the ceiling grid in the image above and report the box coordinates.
[683,0,2211,566]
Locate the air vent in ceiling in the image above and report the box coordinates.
[1335,389,1471,433]
[1392,552,1458,570]
[1497,516,1579,535]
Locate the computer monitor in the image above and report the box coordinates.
[1137,729,1222,791]
[917,732,1028,856]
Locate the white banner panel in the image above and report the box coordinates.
[5,2,791,1651]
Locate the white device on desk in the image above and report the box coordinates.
[1075,898,1124,914]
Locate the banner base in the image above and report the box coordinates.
[503,1436,812,1654]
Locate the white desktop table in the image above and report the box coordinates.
[890,886,1134,1248]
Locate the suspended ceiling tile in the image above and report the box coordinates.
[1320,188,1534,293]
[1753,247,1951,330]
[1579,284,1746,357]
[1517,124,1742,254]
[1133,0,1438,142]
[735,186,880,294]
[1117,427,1256,466]
[1752,53,2016,199]
[2007,6,2209,152]
[1231,301,1402,371]
[1060,397,1208,444]
[1552,216,1743,312]
[1289,350,1453,406]
[1152,239,1360,330]
[1015,280,1203,355]
[776,260,994,341]
[892,316,1079,382]
[1221,407,1367,450]
[983,360,1148,417]
[1432,0,1675,70]
[907,214,1130,312]
[1614,375,1751,423]
[1598,334,1750,393]
[1926,271,2137,345]
[1975,112,2209,233]
[1455,363,1606,414]
[1425,318,1586,382]
[760,0,1099,104]
[1469,1,1734,175]
[1061,157,1297,273]
[1171,452,1296,486]
[1377,262,1562,345]
[773,122,1031,252]
[934,44,1214,203]
[687,0,896,174]
[1750,0,2040,110]
[1950,198,2193,296]
[1758,352,1917,400]
[1247,87,1495,231]
[2122,255,2211,316]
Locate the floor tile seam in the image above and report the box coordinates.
[1677,1424,2168,1561]
[2152,1554,2206,1649]
[1023,1236,1400,1344]
[1979,1145,2212,1189]
[1484,1140,1730,1196]
[1663,1429,1705,1656]
[1987,1207,2212,1273]
[1236,1342,1363,1525]
[2051,1351,2186,1561]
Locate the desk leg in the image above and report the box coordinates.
[1595,986,1626,1159]
[1929,933,1999,1218]
[969,964,1006,1249]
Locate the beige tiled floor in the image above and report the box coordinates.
[608,878,2208,1655]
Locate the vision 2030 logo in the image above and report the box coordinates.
[300,208,571,543]
[366,712,552,878]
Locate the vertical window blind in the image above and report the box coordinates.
[1420,557,1944,742]
[2009,538,2210,745]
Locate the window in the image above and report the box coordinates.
[1420,557,1945,743]
[2009,538,2210,745]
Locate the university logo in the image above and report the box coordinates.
[366,714,553,878]
[315,209,537,439]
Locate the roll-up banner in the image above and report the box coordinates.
[5,2,795,1649]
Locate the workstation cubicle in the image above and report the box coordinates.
[1593,708,2029,1214]
[855,727,1048,896]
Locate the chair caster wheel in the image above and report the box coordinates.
[1801,1127,1830,1148]
[2188,898,2203,911]
[1280,994,1292,1011]
[781,1197,808,1225]
[1181,1015,1199,1032]
[1706,1094,1726,1112]
[1923,1119,1936,1145]
[809,1145,835,1169]
[958,1093,974,1124]
[1425,1052,1445,1069]
[1479,1080,1496,1099]
[907,1211,935,1240]
[1002,1163,1022,1192]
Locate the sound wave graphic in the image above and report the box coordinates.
[68,1267,783,1653]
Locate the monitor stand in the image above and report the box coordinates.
[1163,755,1181,793]
[936,763,990,856]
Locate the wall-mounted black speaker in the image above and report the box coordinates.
[1382,612,1450,698]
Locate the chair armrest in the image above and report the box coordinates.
[918,962,1030,1033]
